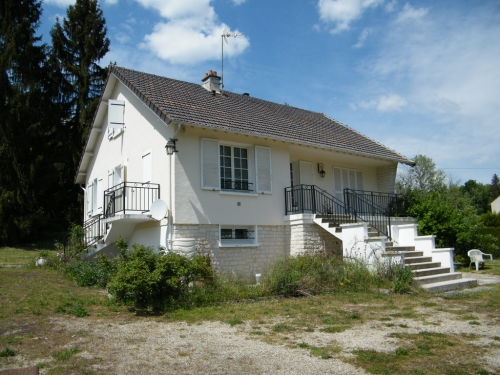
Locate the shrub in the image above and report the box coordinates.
[107,244,213,310]
[392,265,414,294]
[262,253,381,296]
[67,255,116,288]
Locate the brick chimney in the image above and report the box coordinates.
[202,70,221,93]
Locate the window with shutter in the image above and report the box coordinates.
[201,139,220,190]
[108,99,125,138]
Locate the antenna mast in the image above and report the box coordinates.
[221,28,242,90]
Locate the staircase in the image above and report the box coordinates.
[313,214,477,293]
[385,243,477,292]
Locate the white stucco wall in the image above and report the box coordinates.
[492,196,500,214]
[83,80,175,219]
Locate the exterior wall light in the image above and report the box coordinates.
[317,163,326,178]
[165,138,178,155]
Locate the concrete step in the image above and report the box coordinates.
[414,272,463,285]
[412,267,451,277]
[420,277,478,293]
[406,261,442,270]
[386,246,416,252]
[404,256,433,264]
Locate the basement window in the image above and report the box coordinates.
[219,225,258,247]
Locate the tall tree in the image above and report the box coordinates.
[396,154,446,193]
[50,0,110,166]
[491,174,500,202]
[0,0,76,244]
[460,180,491,215]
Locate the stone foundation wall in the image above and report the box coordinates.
[173,224,289,281]
[290,223,342,256]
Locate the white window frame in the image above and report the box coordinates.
[219,225,258,247]
[201,138,271,196]
[220,144,251,192]
[333,166,363,203]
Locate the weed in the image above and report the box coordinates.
[53,347,81,361]
[0,348,16,357]
[395,347,409,356]
[272,323,294,333]
[227,317,243,326]
[469,321,481,325]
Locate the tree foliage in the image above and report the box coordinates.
[0,0,78,244]
[0,0,110,245]
[50,0,110,165]
[397,155,499,257]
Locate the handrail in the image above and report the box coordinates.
[104,182,160,218]
[285,185,354,226]
[343,189,395,239]
[343,189,408,217]
[83,214,103,247]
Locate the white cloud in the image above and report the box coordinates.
[44,0,74,6]
[395,3,428,23]
[232,0,246,4]
[359,94,407,111]
[135,0,249,65]
[353,28,372,48]
[385,0,397,12]
[104,0,119,5]
[317,0,384,34]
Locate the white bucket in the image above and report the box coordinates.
[172,238,197,259]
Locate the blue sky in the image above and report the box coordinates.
[39,0,500,184]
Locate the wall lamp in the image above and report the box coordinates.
[317,163,326,178]
[165,138,178,155]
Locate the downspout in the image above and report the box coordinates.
[168,123,183,251]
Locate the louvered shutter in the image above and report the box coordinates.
[87,182,93,216]
[96,177,103,214]
[108,99,125,138]
[201,139,220,190]
[255,146,272,193]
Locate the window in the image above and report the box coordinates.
[220,145,250,191]
[200,138,272,194]
[219,226,258,247]
[333,167,363,203]
[87,177,103,217]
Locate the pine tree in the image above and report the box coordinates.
[0,0,77,244]
[50,0,110,165]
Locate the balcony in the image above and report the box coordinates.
[104,182,160,218]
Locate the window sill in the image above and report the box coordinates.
[218,242,260,248]
[219,190,259,197]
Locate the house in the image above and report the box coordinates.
[75,66,476,291]
[491,196,500,214]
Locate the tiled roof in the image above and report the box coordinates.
[110,66,414,165]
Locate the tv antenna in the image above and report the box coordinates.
[221,28,243,90]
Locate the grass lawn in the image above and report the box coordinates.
[1,247,499,375]
[0,246,57,266]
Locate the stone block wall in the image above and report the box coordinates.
[173,224,289,281]
[376,163,397,193]
[290,223,341,256]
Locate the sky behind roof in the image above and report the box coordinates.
[39,0,500,184]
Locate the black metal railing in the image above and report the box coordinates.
[104,182,160,218]
[285,185,354,226]
[343,189,408,217]
[83,214,103,247]
[343,189,407,239]
[220,179,253,192]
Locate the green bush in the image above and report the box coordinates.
[67,255,116,288]
[107,244,213,310]
[262,253,381,296]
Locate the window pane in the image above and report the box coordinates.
[221,229,232,239]
[235,229,247,239]
[241,148,247,158]
[242,159,248,169]
[235,169,241,179]
[234,148,240,157]
[234,159,240,168]
[242,170,248,179]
